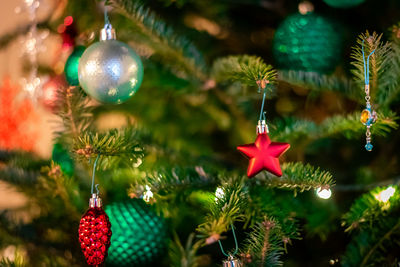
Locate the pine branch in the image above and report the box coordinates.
[342,185,400,266]
[55,87,94,143]
[278,70,360,102]
[242,218,284,267]
[342,185,400,232]
[211,55,277,89]
[106,0,207,81]
[320,110,398,139]
[73,127,144,169]
[169,233,201,267]
[270,111,398,145]
[377,24,400,106]
[350,32,392,101]
[196,176,247,243]
[342,217,400,267]
[254,162,335,192]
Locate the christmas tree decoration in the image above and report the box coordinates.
[79,193,112,266]
[360,41,376,151]
[218,224,242,267]
[58,16,78,49]
[223,256,243,267]
[237,83,290,178]
[0,78,39,151]
[65,46,86,86]
[316,187,332,199]
[105,199,168,266]
[238,120,290,177]
[52,143,74,176]
[323,0,365,9]
[78,15,144,104]
[272,12,341,73]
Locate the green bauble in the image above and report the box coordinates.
[106,199,168,266]
[64,46,86,86]
[323,0,365,8]
[51,143,74,176]
[273,13,342,73]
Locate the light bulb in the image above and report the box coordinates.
[375,186,395,203]
[215,187,224,202]
[316,187,332,199]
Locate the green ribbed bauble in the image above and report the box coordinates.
[273,13,342,73]
[64,46,85,86]
[323,0,365,8]
[105,199,168,266]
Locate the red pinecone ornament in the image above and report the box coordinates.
[79,194,112,266]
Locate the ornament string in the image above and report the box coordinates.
[361,40,376,151]
[362,40,375,86]
[104,6,110,26]
[217,224,239,258]
[91,154,100,195]
[259,89,267,121]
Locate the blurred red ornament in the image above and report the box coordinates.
[59,16,77,49]
[79,195,112,266]
[237,132,290,178]
[41,76,66,111]
[0,78,38,151]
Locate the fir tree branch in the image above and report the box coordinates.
[197,176,247,243]
[342,185,400,232]
[278,70,360,102]
[73,127,144,169]
[270,111,398,145]
[254,162,335,192]
[242,218,284,267]
[211,55,277,89]
[350,32,392,101]
[360,220,400,267]
[106,0,207,81]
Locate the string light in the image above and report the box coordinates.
[142,185,154,203]
[316,187,332,199]
[375,186,395,203]
[215,187,225,202]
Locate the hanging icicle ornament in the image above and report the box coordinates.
[78,155,112,266]
[16,0,48,100]
[237,81,290,178]
[218,224,243,267]
[360,41,377,151]
[78,9,144,104]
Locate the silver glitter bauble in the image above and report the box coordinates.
[78,39,144,104]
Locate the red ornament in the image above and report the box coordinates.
[237,121,290,178]
[79,194,112,266]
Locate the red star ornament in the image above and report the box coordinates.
[237,133,290,178]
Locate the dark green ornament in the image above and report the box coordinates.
[64,46,86,86]
[51,143,74,176]
[106,199,168,266]
[323,0,365,8]
[273,13,342,73]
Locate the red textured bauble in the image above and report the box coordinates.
[78,207,112,266]
[237,133,290,178]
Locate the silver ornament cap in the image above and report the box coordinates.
[89,193,102,208]
[257,120,269,134]
[100,23,116,41]
[222,255,242,267]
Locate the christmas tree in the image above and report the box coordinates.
[0,0,400,266]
